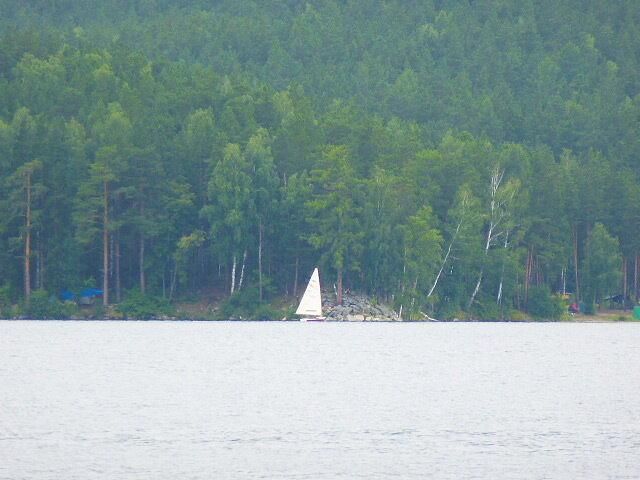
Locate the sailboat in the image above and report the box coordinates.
[296,268,325,321]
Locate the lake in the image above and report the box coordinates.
[1,321,639,479]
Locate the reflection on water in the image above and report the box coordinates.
[1,321,639,479]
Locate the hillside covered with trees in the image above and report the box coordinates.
[1,0,639,319]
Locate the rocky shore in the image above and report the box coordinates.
[322,292,400,321]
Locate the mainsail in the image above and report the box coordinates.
[296,268,322,316]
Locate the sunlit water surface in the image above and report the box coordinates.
[1,321,639,479]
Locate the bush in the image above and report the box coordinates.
[21,290,77,319]
[527,285,564,320]
[0,283,17,318]
[471,296,504,320]
[251,303,282,321]
[507,309,530,322]
[0,283,14,305]
[217,286,282,320]
[436,301,468,321]
[116,289,175,319]
[582,300,596,315]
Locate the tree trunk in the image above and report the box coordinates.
[496,231,510,305]
[258,220,263,302]
[230,255,236,294]
[111,231,122,303]
[169,262,178,302]
[573,224,580,302]
[138,201,147,295]
[36,232,43,290]
[401,247,407,293]
[467,222,493,309]
[337,268,343,305]
[293,256,299,297]
[622,258,627,308]
[37,243,43,290]
[238,250,247,290]
[468,168,505,309]
[633,253,638,301]
[468,270,483,309]
[428,218,462,299]
[24,171,32,304]
[103,180,109,306]
[515,271,521,309]
[524,248,532,304]
[115,234,121,303]
[139,235,146,295]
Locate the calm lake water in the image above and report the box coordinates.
[1,321,639,479]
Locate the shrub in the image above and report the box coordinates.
[436,302,468,321]
[21,290,77,319]
[0,283,17,318]
[116,289,175,320]
[508,310,530,322]
[251,303,282,321]
[216,286,282,320]
[0,283,14,306]
[471,297,504,320]
[527,285,564,320]
[582,300,596,315]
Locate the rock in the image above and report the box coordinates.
[323,291,400,322]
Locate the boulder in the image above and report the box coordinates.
[323,291,400,321]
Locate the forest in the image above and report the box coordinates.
[0,0,639,319]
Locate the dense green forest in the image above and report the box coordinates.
[1,0,639,319]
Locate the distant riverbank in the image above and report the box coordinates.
[2,287,637,322]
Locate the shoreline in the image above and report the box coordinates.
[1,317,636,323]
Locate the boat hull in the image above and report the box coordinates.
[300,317,325,322]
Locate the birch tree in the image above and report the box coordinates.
[203,143,255,294]
[403,205,442,317]
[467,165,520,309]
[427,185,479,299]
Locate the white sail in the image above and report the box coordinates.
[296,268,322,316]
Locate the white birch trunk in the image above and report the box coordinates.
[238,250,247,290]
[496,230,509,304]
[428,218,462,298]
[230,255,236,294]
[169,263,178,302]
[467,166,504,309]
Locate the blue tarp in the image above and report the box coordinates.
[79,288,103,298]
[60,288,103,301]
[60,290,76,301]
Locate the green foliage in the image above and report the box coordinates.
[0,283,15,318]
[0,283,15,306]
[527,286,565,321]
[508,310,530,322]
[0,2,637,319]
[20,290,77,319]
[471,297,505,321]
[116,289,175,320]
[581,223,622,309]
[216,285,281,320]
[307,145,363,284]
[404,205,443,295]
[582,300,597,316]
